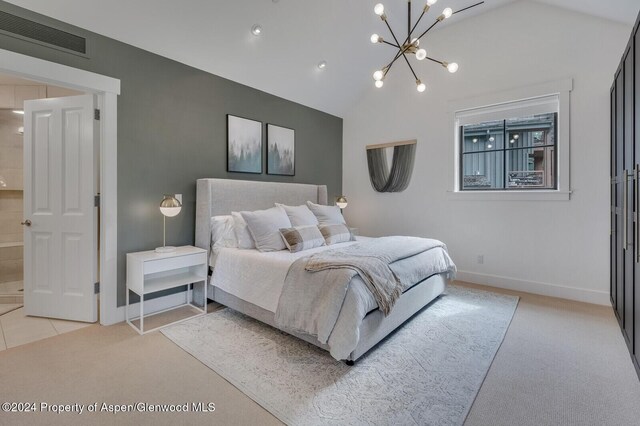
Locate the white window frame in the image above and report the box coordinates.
[448,78,572,201]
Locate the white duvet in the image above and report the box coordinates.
[210,239,363,313]
[211,237,456,359]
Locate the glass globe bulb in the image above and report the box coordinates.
[373,70,384,81]
[375,80,384,88]
[472,138,478,143]
[426,0,438,5]
[411,38,419,47]
[374,3,385,16]
[514,134,519,139]
[416,48,427,61]
[159,195,182,217]
[442,7,453,19]
[160,206,181,217]
[317,60,327,70]
[489,136,495,142]
[417,82,426,92]
[447,62,459,73]
[251,24,262,36]
[487,143,493,149]
[370,33,380,43]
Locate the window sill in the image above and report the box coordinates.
[446,190,571,201]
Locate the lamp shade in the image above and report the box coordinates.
[159,195,182,217]
[336,196,348,209]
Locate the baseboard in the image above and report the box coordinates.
[456,271,610,306]
[107,292,192,325]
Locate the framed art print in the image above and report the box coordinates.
[227,114,263,174]
[267,124,295,176]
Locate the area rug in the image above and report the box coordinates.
[161,284,518,425]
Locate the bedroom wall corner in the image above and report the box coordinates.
[341,0,632,304]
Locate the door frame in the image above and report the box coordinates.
[0,48,121,325]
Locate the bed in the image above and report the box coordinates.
[194,178,454,363]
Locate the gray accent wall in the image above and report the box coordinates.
[0,1,343,306]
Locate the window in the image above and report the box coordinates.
[460,113,557,190]
[454,92,567,197]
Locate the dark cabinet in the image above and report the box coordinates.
[611,14,640,376]
[635,19,640,368]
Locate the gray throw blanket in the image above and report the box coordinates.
[304,238,422,315]
[275,236,449,345]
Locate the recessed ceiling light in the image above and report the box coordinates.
[12,110,24,115]
[251,24,262,36]
[317,60,327,70]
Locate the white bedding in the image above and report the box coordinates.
[210,239,365,313]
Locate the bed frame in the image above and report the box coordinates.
[194,178,446,362]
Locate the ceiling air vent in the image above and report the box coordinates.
[0,10,87,55]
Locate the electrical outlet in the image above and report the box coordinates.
[174,194,182,204]
[477,255,484,264]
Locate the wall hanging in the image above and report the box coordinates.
[227,114,263,174]
[366,140,416,192]
[267,124,295,176]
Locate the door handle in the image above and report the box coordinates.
[21,219,31,227]
[624,169,628,250]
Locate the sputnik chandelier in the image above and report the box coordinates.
[370,1,484,92]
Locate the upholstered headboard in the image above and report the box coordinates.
[195,178,328,253]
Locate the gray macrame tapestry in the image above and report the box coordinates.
[366,140,416,192]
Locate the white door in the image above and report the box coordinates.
[23,95,98,322]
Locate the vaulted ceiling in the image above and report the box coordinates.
[5,0,639,117]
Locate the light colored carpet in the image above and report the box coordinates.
[1,282,639,426]
[462,282,640,426]
[161,284,518,426]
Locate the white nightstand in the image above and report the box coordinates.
[126,246,208,334]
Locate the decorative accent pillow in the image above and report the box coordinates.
[240,207,292,252]
[210,215,237,248]
[275,203,319,227]
[318,223,355,245]
[279,225,326,253]
[232,212,256,249]
[306,201,346,225]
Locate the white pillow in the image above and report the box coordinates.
[240,207,292,252]
[306,201,346,225]
[232,212,256,249]
[210,215,237,249]
[275,203,319,227]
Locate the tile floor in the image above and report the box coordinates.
[0,307,91,351]
[0,280,23,304]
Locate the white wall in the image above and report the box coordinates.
[343,1,632,305]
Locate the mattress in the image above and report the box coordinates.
[210,238,366,312]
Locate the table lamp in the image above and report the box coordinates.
[156,194,182,253]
